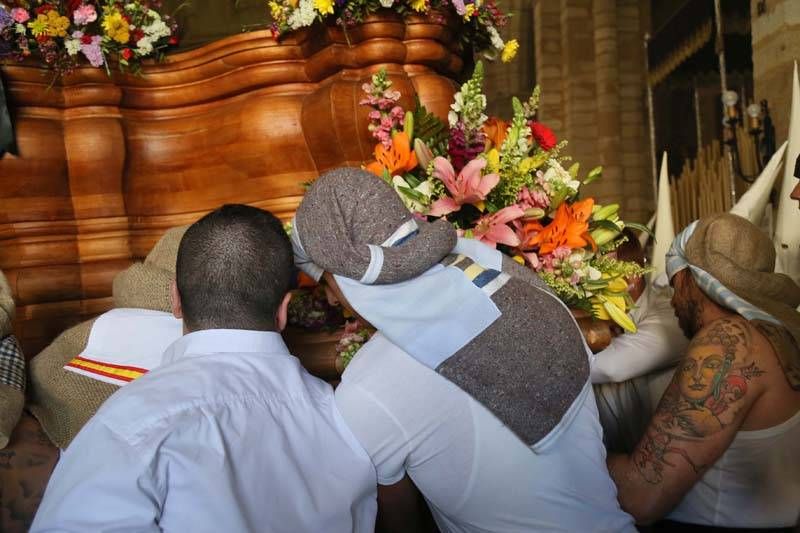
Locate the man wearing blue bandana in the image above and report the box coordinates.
[292,168,635,532]
[608,213,800,529]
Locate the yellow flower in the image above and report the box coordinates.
[102,11,130,44]
[518,157,536,174]
[28,14,49,37]
[463,4,475,20]
[501,39,519,63]
[410,0,427,12]
[268,1,285,20]
[485,148,500,173]
[46,11,70,38]
[313,0,334,15]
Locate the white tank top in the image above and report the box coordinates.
[668,407,800,528]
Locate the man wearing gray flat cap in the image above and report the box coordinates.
[292,167,636,532]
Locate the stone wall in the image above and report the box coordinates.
[482,0,535,118]
[531,0,653,224]
[751,0,800,143]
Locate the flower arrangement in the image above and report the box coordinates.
[0,1,178,79]
[335,319,374,368]
[361,62,650,333]
[287,285,347,330]
[267,0,518,64]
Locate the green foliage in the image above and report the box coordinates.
[413,98,448,155]
[537,271,593,312]
[488,97,534,208]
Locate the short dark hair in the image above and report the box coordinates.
[176,204,292,332]
[616,228,645,267]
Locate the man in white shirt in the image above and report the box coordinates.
[31,204,377,532]
[292,168,635,532]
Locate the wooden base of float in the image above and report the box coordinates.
[0,13,462,357]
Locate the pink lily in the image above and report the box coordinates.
[471,206,525,248]
[428,156,500,217]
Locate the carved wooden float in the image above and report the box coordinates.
[0,13,462,356]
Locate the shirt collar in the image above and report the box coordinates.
[162,329,290,365]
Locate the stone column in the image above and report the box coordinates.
[751,0,800,143]
[533,0,565,134]
[592,0,624,208]
[617,0,652,222]
[559,0,600,198]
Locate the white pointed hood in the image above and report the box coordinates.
[651,152,675,283]
[774,61,800,285]
[730,141,787,226]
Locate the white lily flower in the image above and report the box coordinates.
[392,175,433,213]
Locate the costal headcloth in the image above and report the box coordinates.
[666,214,800,387]
[666,220,778,325]
[293,167,592,447]
[293,167,456,285]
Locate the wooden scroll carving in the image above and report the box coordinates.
[0,13,462,356]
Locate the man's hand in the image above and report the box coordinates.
[607,317,766,524]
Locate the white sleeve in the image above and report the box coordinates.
[30,417,163,532]
[591,295,689,384]
[335,382,410,486]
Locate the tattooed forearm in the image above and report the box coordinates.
[630,318,764,485]
[632,408,707,484]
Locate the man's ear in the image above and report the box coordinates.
[275,292,292,332]
[170,279,183,319]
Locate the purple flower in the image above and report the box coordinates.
[80,35,105,68]
[452,0,467,16]
[0,8,12,31]
[447,122,486,172]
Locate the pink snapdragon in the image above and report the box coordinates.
[73,4,97,25]
[361,81,404,149]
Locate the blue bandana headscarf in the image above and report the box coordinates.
[666,220,781,326]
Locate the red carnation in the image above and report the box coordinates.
[121,48,133,60]
[35,4,54,15]
[530,121,557,151]
[132,29,145,42]
[168,35,179,46]
[66,0,82,14]
[81,34,93,45]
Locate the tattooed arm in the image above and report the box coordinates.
[607,317,766,524]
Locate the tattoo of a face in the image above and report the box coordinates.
[631,318,764,485]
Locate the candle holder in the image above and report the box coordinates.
[721,91,776,183]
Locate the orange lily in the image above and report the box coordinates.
[522,198,596,255]
[365,132,418,177]
[483,117,509,150]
